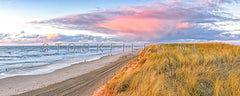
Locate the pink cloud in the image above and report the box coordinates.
[176,22,189,29]
[97,16,164,40]
[98,16,163,33]
[96,7,194,40]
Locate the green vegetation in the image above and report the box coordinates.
[104,43,240,96]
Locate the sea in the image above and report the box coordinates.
[0,44,142,79]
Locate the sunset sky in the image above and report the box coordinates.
[0,0,240,45]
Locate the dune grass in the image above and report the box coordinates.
[103,43,240,96]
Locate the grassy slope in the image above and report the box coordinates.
[102,43,240,96]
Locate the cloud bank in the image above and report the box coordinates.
[0,32,121,45]
[28,0,240,42]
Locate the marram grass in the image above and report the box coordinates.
[103,43,240,96]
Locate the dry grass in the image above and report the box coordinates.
[102,43,240,96]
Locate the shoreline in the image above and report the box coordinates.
[0,51,139,96]
[0,55,102,80]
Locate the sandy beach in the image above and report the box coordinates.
[0,51,139,96]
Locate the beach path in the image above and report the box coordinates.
[14,52,138,96]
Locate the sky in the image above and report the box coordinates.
[0,0,240,45]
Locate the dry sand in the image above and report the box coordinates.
[0,51,139,96]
